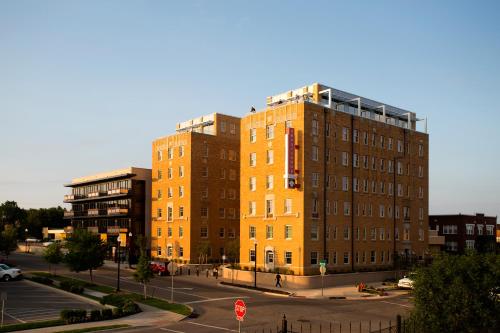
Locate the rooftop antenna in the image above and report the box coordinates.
[250,106,256,113]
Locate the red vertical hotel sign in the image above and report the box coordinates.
[285,127,296,189]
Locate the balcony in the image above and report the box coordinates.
[107,188,129,195]
[88,209,100,216]
[64,211,74,218]
[64,194,84,202]
[87,192,106,198]
[429,229,445,246]
[107,208,129,215]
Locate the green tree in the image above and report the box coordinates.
[64,230,106,282]
[196,241,210,264]
[0,201,26,233]
[0,226,18,257]
[225,239,240,264]
[133,253,154,299]
[410,253,500,333]
[43,242,63,275]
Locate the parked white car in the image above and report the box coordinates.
[398,274,415,289]
[0,264,22,281]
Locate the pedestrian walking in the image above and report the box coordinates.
[275,273,282,288]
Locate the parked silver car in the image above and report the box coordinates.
[0,263,22,281]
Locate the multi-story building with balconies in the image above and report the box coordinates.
[239,83,429,275]
[63,167,151,259]
[151,113,240,263]
[429,213,497,253]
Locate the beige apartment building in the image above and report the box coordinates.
[239,83,429,275]
[151,113,240,263]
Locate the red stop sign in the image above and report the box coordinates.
[234,299,246,321]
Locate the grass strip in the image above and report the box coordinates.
[0,319,65,332]
[53,324,130,333]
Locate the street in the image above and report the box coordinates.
[8,252,412,332]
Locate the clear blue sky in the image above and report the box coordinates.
[1,0,499,219]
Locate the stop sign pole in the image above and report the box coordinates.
[234,299,246,333]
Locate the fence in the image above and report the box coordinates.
[247,315,419,333]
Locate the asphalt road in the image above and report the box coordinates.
[9,252,413,332]
[0,279,101,325]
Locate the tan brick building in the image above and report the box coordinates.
[239,83,429,275]
[151,113,240,263]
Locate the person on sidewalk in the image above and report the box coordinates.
[275,273,282,288]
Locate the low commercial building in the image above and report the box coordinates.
[429,213,497,253]
[63,167,151,259]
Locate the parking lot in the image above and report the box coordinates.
[0,279,102,325]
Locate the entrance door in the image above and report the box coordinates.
[265,250,274,271]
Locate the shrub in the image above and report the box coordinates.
[112,307,123,318]
[122,300,141,314]
[31,276,53,285]
[100,294,127,308]
[60,280,84,294]
[60,309,87,323]
[101,308,113,320]
[89,309,101,321]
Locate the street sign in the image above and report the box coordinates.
[234,299,247,321]
[319,260,327,266]
[167,261,176,273]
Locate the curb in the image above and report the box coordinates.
[218,282,292,297]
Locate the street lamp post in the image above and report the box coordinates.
[116,237,121,292]
[254,241,257,289]
[24,228,28,253]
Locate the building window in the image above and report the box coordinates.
[202,167,208,177]
[443,225,458,234]
[353,154,359,168]
[312,146,319,161]
[371,227,377,241]
[250,128,256,142]
[379,205,385,218]
[342,152,349,166]
[168,168,172,179]
[380,228,385,240]
[363,132,368,145]
[353,178,359,192]
[419,228,424,241]
[311,224,319,240]
[312,173,320,187]
[179,146,184,157]
[200,226,208,238]
[249,177,256,191]
[168,147,173,159]
[266,225,273,239]
[312,119,319,136]
[179,186,184,197]
[249,249,256,262]
[167,187,173,198]
[310,251,318,265]
[249,225,256,239]
[179,247,184,257]
[167,246,173,257]
[353,129,359,143]
[228,228,236,238]
[220,121,226,133]
[230,123,236,135]
[228,189,236,200]
[371,133,376,147]
[418,166,424,178]
[284,198,292,214]
[219,227,225,238]
[343,252,349,264]
[220,149,227,160]
[343,226,350,240]
[157,246,162,256]
[157,208,163,218]
[228,150,237,161]
[203,144,209,157]
[157,170,162,180]
[397,140,404,153]
[466,224,474,235]
[201,207,208,218]
[343,202,350,216]
[157,227,162,237]
[266,175,274,189]
[370,251,376,264]
[285,225,292,239]
[248,201,256,216]
[418,144,424,157]
[229,169,236,180]
[201,187,208,198]
[219,208,225,218]
[266,125,274,139]
[446,241,458,251]
[265,199,274,217]
[403,227,410,241]
[486,225,494,235]
[342,127,349,141]
[249,152,257,167]
[179,206,184,218]
[285,251,292,265]
[157,150,162,161]
[166,226,172,237]
[179,226,183,237]
[388,138,393,150]
[342,176,349,191]
[157,189,162,199]
[266,150,274,164]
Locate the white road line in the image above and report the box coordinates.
[380,300,412,308]
[187,322,239,332]
[93,275,210,299]
[3,311,26,323]
[183,296,250,305]
[160,328,186,333]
